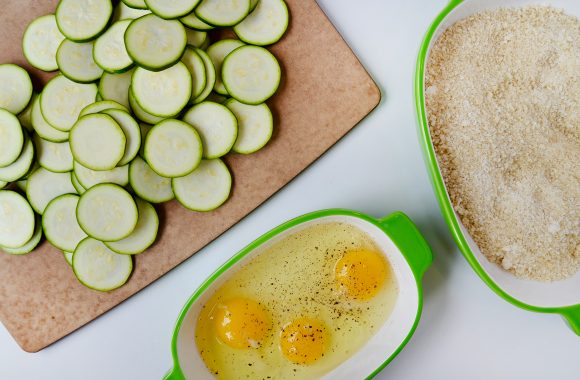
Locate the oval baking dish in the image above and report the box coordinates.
[415,0,580,334]
[164,209,432,379]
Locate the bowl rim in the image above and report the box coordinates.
[165,209,433,380]
[414,0,580,332]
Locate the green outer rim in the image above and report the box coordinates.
[93,20,134,74]
[182,47,207,100]
[0,137,34,182]
[233,0,289,47]
[225,99,273,155]
[129,156,175,204]
[129,87,166,124]
[194,0,251,27]
[55,0,113,43]
[180,13,215,31]
[104,199,159,255]
[122,0,148,10]
[192,49,216,104]
[71,172,86,194]
[145,0,201,20]
[164,209,433,380]
[100,109,141,166]
[414,0,580,335]
[42,193,83,252]
[79,100,129,117]
[206,39,246,96]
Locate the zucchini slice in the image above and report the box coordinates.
[250,0,260,12]
[1,216,42,255]
[77,184,138,242]
[33,134,74,173]
[206,39,245,95]
[73,161,129,189]
[144,119,202,177]
[129,156,174,203]
[185,28,208,48]
[234,0,289,46]
[94,20,134,74]
[57,39,103,83]
[172,159,231,211]
[101,109,141,166]
[122,0,147,9]
[43,194,87,252]
[0,181,7,190]
[181,47,207,100]
[182,101,237,158]
[145,0,201,19]
[70,114,126,171]
[99,69,134,109]
[125,14,187,71]
[132,63,192,117]
[71,172,86,195]
[23,15,65,71]
[222,45,281,104]
[106,198,159,255]
[0,64,33,114]
[195,0,251,27]
[41,75,99,132]
[55,0,113,42]
[0,137,34,182]
[225,99,273,154]
[114,2,151,21]
[138,123,152,157]
[192,48,216,104]
[73,237,133,292]
[79,100,129,117]
[0,191,35,249]
[0,109,24,168]
[63,250,74,265]
[31,94,70,143]
[129,88,165,125]
[26,168,77,214]
[18,92,38,133]
[180,12,214,30]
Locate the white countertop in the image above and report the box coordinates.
[1,1,579,379]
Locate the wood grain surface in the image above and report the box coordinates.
[0,0,380,352]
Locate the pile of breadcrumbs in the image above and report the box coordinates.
[426,6,580,281]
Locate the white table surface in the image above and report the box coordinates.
[1,1,579,379]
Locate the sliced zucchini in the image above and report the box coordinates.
[181,47,207,100]
[0,109,24,168]
[180,12,214,30]
[70,114,126,171]
[41,75,99,131]
[71,172,86,194]
[1,216,42,255]
[206,39,245,95]
[43,194,87,252]
[79,100,129,117]
[0,181,8,190]
[100,109,141,166]
[113,2,151,21]
[195,0,251,27]
[250,0,260,11]
[0,64,33,114]
[132,63,192,117]
[77,183,138,241]
[144,119,202,177]
[105,198,159,255]
[125,14,187,71]
[222,45,281,104]
[57,39,103,83]
[99,69,134,109]
[0,137,34,182]
[129,88,165,124]
[26,168,76,214]
[192,48,216,104]
[182,101,237,158]
[225,99,273,154]
[94,20,134,73]
[73,161,129,189]
[31,94,70,143]
[145,0,201,19]
[234,0,289,46]
[18,92,38,133]
[138,123,152,157]
[33,134,74,173]
[55,0,113,42]
[96,93,103,101]
[122,0,147,9]
[129,156,174,203]
[63,250,74,265]
[185,28,208,48]
[73,237,133,292]
[172,159,231,211]
[0,191,35,248]
[23,15,65,71]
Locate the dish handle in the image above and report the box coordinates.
[448,0,462,6]
[163,367,185,380]
[561,305,580,336]
[378,212,433,278]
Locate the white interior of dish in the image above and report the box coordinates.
[175,215,420,379]
[424,0,580,308]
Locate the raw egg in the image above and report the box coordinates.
[280,317,328,364]
[211,298,271,349]
[335,249,388,300]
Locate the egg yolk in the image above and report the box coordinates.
[280,317,327,365]
[334,249,388,300]
[212,298,271,349]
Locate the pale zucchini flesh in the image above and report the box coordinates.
[180,12,215,30]
[0,109,24,168]
[73,161,129,189]
[195,0,251,27]
[77,184,138,242]
[105,198,159,255]
[144,119,203,177]
[56,39,104,83]
[145,0,201,19]
[113,2,151,21]
[43,194,87,252]
[122,0,148,9]
[129,156,174,203]
[101,109,141,166]
[185,28,208,48]
[206,39,245,95]
[18,92,38,133]
[34,134,74,173]
[56,0,113,42]
[99,69,134,109]
[23,15,65,71]
[192,48,216,104]
[225,99,273,154]
[1,216,42,255]
[0,137,35,182]
[172,159,231,211]
[79,100,129,117]
[31,94,70,143]
[94,20,134,74]
[181,47,207,100]
[0,64,33,114]
[64,250,74,265]
[234,0,289,46]
[71,172,87,194]
[129,88,165,124]
[0,191,36,248]
[26,168,77,214]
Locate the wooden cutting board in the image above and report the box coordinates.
[0,0,380,352]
